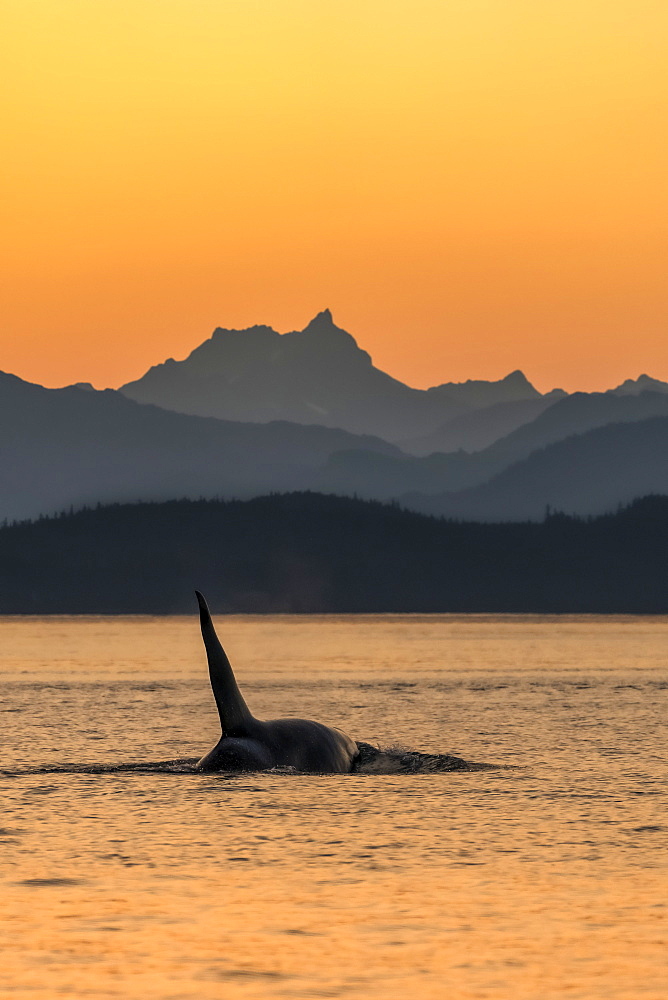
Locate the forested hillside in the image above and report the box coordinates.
[2,492,667,613]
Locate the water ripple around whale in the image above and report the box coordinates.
[0,744,502,777]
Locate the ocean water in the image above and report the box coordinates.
[1,614,666,999]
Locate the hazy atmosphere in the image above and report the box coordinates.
[2,4,667,1000]
[3,1,667,391]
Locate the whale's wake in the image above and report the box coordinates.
[1,744,499,778]
[353,742,496,774]
[0,759,200,777]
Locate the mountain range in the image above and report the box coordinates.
[316,389,668,503]
[0,370,398,524]
[120,309,551,442]
[3,310,668,524]
[405,416,668,521]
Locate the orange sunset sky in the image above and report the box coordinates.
[2,0,667,393]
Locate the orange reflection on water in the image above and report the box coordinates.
[1,615,667,998]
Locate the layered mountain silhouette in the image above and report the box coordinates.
[310,390,668,501]
[3,309,668,526]
[404,416,668,520]
[611,374,668,395]
[400,393,564,455]
[479,388,668,469]
[120,310,546,443]
[0,371,399,524]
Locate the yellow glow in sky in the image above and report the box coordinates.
[1,0,667,391]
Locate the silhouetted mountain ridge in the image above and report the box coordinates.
[120,310,545,441]
[5,309,668,524]
[310,391,668,503]
[0,370,400,524]
[404,415,668,520]
[401,394,564,455]
[424,368,541,405]
[611,374,668,396]
[5,367,668,524]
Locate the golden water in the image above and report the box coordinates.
[1,615,667,999]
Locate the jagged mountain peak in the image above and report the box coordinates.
[118,314,546,441]
[430,368,537,392]
[427,368,541,408]
[211,322,276,339]
[197,310,360,357]
[295,309,366,357]
[611,374,668,395]
[502,369,534,387]
[304,307,334,328]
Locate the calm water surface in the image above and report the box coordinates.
[1,614,667,999]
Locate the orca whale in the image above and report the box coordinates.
[194,591,359,773]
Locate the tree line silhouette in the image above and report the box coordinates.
[1,491,667,613]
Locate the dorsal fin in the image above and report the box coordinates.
[195,591,253,736]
